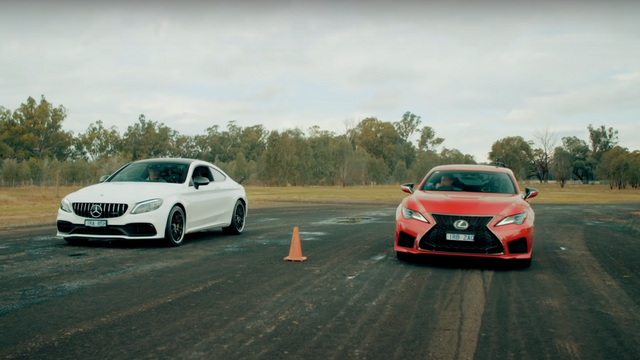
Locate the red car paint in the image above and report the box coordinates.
[395,164,537,267]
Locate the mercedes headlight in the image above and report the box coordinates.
[60,197,72,213]
[401,207,430,223]
[131,199,164,214]
[496,212,527,226]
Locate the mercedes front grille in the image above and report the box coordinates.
[73,202,129,219]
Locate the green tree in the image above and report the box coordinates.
[440,148,476,165]
[627,151,640,188]
[488,136,533,180]
[597,146,630,189]
[417,126,444,152]
[393,111,421,142]
[392,160,410,183]
[259,129,310,186]
[552,147,573,187]
[74,120,122,161]
[365,157,390,184]
[6,96,73,160]
[588,124,618,165]
[308,126,336,185]
[122,114,177,160]
[355,117,401,172]
[0,106,15,159]
[561,136,594,183]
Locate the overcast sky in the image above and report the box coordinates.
[1,0,639,162]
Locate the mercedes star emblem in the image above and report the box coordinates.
[90,204,103,218]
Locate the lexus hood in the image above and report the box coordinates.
[406,191,525,217]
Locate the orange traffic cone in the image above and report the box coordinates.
[284,226,307,262]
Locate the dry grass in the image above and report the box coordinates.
[1,183,639,229]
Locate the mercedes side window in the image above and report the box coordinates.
[209,167,226,182]
[190,166,213,186]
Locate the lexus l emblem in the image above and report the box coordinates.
[90,205,103,218]
[453,220,469,230]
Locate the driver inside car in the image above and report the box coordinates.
[146,166,167,182]
[436,174,462,191]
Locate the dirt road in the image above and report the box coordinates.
[1,203,639,359]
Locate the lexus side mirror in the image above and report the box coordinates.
[524,187,538,201]
[401,183,414,194]
[99,175,109,183]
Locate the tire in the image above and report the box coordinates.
[64,237,88,246]
[165,205,186,247]
[223,200,246,235]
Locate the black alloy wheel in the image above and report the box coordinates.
[223,200,245,235]
[165,205,185,246]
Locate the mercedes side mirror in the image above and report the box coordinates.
[99,175,109,183]
[193,176,210,190]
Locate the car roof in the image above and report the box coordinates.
[133,158,197,166]
[429,164,515,174]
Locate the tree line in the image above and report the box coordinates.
[0,95,637,188]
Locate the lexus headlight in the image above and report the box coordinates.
[60,197,72,213]
[131,199,164,214]
[401,207,430,223]
[496,212,527,226]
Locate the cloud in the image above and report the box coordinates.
[1,0,640,159]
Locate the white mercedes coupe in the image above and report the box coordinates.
[56,158,247,246]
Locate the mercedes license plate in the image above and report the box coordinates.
[85,219,107,227]
[446,233,474,241]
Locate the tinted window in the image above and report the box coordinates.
[109,162,189,184]
[421,170,517,194]
[210,167,226,182]
[192,166,213,181]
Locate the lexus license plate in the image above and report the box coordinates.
[85,219,107,227]
[446,233,474,241]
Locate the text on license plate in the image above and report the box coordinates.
[446,233,475,241]
[85,219,107,227]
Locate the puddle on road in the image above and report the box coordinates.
[299,231,328,240]
[254,218,280,223]
[32,236,57,242]
[334,217,372,224]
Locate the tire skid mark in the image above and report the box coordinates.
[527,217,640,360]
[390,266,439,359]
[185,234,385,358]
[327,266,415,360]
[427,269,494,360]
[565,222,640,350]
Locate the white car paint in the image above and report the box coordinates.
[56,158,247,245]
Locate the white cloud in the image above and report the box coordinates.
[1,0,640,160]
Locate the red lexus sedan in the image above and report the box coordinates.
[395,164,538,268]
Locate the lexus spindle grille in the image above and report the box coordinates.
[418,214,504,254]
[73,203,128,219]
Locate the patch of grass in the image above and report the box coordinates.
[0,183,638,229]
